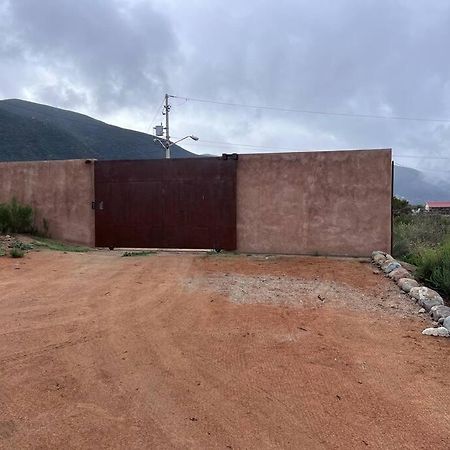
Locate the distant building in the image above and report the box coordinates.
[425,201,450,215]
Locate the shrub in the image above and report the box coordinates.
[8,198,33,233]
[10,247,25,258]
[0,198,34,234]
[415,241,450,297]
[393,214,450,260]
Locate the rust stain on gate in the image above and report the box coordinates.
[94,158,237,250]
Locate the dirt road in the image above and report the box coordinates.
[0,250,449,449]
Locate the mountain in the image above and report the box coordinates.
[394,165,450,205]
[1,99,448,204]
[0,99,195,161]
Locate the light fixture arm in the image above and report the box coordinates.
[171,135,199,146]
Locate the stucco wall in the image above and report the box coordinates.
[236,149,392,257]
[0,160,95,246]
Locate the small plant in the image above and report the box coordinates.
[10,247,25,258]
[122,251,155,257]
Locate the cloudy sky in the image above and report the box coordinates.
[1,0,450,175]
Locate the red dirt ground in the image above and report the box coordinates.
[0,250,449,449]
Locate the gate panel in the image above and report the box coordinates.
[94,158,236,250]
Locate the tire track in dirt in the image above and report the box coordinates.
[0,251,449,449]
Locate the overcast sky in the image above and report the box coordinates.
[1,0,450,175]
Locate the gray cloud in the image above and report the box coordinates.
[1,0,450,173]
[0,0,178,111]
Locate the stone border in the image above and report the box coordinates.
[372,251,450,338]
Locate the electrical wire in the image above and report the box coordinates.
[170,94,450,124]
[180,138,450,161]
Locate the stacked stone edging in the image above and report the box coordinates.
[371,251,450,338]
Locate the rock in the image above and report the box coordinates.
[430,305,450,322]
[443,316,450,332]
[409,286,444,307]
[418,308,426,314]
[379,255,394,268]
[372,269,380,274]
[420,297,445,312]
[373,253,387,265]
[371,250,385,259]
[383,261,401,274]
[397,278,419,293]
[399,261,417,273]
[388,267,411,282]
[422,327,450,337]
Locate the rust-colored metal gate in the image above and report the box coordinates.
[94,158,237,250]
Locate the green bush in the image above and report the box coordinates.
[0,198,34,233]
[393,214,450,260]
[10,247,25,258]
[415,241,450,296]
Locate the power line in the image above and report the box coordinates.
[394,154,450,160]
[170,94,450,124]
[180,137,450,160]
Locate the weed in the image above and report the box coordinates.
[122,251,155,257]
[205,250,238,257]
[393,214,450,260]
[32,237,90,252]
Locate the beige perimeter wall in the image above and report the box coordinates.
[236,149,392,257]
[0,160,95,246]
[0,149,392,255]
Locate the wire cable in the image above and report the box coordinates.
[180,137,450,161]
[170,94,450,124]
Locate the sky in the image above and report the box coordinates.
[1,0,450,176]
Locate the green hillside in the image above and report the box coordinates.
[0,99,195,161]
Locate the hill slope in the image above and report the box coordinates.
[1,99,448,204]
[394,165,450,204]
[0,99,194,161]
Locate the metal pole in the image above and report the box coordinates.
[164,93,170,159]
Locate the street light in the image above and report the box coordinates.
[153,135,199,159]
